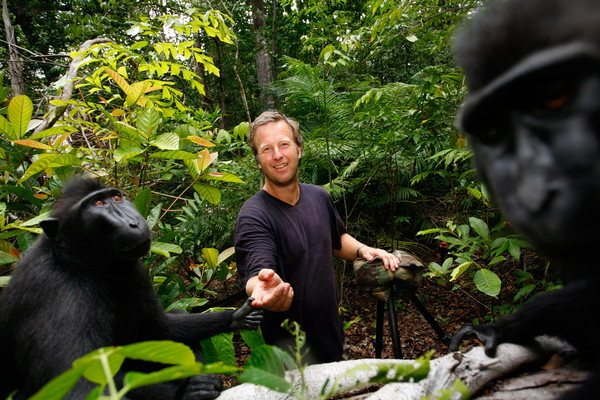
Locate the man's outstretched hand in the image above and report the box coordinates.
[246,268,294,312]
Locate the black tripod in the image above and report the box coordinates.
[374,283,452,359]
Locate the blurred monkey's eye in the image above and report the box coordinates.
[113,195,122,201]
[94,200,105,206]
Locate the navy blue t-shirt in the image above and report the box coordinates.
[234,183,346,363]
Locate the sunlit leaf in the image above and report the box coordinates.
[137,108,161,139]
[150,241,183,257]
[8,95,33,139]
[0,114,16,140]
[202,248,219,268]
[151,132,179,150]
[203,172,244,183]
[12,140,53,150]
[150,150,198,160]
[185,135,215,147]
[193,183,221,205]
[19,154,82,182]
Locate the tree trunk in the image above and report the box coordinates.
[2,0,25,97]
[33,38,111,134]
[252,0,275,111]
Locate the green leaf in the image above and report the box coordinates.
[0,114,16,140]
[450,261,472,281]
[29,365,87,400]
[0,250,18,265]
[193,183,221,205]
[20,154,82,182]
[202,247,219,268]
[217,246,235,265]
[125,81,151,107]
[514,283,537,302]
[134,187,153,218]
[137,108,161,139]
[416,228,445,236]
[74,347,125,385]
[436,235,468,248]
[29,125,77,140]
[469,217,490,240]
[122,341,195,365]
[150,241,183,257]
[239,345,295,393]
[150,150,198,160]
[474,269,502,297]
[203,172,244,183]
[146,204,162,230]
[201,333,235,366]
[151,132,180,150]
[8,95,33,139]
[487,255,506,266]
[240,329,266,351]
[114,147,144,162]
[124,362,236,392]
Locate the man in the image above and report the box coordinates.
[234,110,399,363]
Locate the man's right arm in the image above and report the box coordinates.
[246,268,294,312]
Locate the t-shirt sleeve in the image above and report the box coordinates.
[234,202,279,285]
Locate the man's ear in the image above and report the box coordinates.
[40,218,60,240]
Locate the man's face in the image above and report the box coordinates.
[254,120,302,187]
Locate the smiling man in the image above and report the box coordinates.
[234,110,399,363]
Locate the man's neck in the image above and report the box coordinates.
[263,181,301,205]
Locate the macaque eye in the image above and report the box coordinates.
[113,195,122,201]
[94,200,105,206]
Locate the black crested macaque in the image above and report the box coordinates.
[449,0,600,398]
[0,177,263,400]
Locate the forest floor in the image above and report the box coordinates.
[206,250,553,391]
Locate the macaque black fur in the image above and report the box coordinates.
[450,0,600,399]
[0,177,263,400]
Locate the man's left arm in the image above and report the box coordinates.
[334,233,399,271]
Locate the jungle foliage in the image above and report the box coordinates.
[0,1,558,391]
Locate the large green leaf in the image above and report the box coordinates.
[193,183,221,205]
[474,269,501,297]
[151,132,180,150]
[202,247,219,268]
[203,172,244,183]
[122,341,195,364]
[114,147,144,162]
[8,95,33,139]
[29,125,77,140]
[0,114,17,140]
[134,187,153,218]
[200,332,235,366]
[239,345,295,393]
[19,154,82,182]
[150,241,183,257]
[137,108,161,139]
[469,217,490,240]
[240,329,266,351]
[29,365,87,400]
[150,150,198,160]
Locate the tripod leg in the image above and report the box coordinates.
[410,294,452,345]
[387,292,403,359]
[375,300,384,358]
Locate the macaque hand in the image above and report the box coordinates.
[230,297,264,330]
